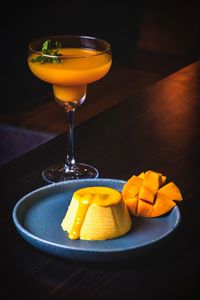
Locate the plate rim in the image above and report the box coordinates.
[12,178,181,255]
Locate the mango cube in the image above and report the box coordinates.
[158,182,183,201]
[139,185,156,204]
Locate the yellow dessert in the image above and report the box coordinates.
[61,186,132,240]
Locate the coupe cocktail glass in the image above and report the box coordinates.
[28,35,112,183]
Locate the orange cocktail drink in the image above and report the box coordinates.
[27,36,112,183]
[28,48,111,108]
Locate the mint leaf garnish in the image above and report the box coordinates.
[31,40,63,64]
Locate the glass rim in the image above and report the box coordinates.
[28,35,111,58]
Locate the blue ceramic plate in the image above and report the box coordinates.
[12,179,181,262]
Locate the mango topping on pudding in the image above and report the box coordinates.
[61,186,132,241]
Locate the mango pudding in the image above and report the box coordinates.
[61,186,132,241]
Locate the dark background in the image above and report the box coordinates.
[1,0,200,112]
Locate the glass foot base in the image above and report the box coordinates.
[42,163,99,183]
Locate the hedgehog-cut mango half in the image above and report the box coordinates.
[122,170,183,217]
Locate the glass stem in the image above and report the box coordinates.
[65,109,76,170]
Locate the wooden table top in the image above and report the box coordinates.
[1,60,200,299]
